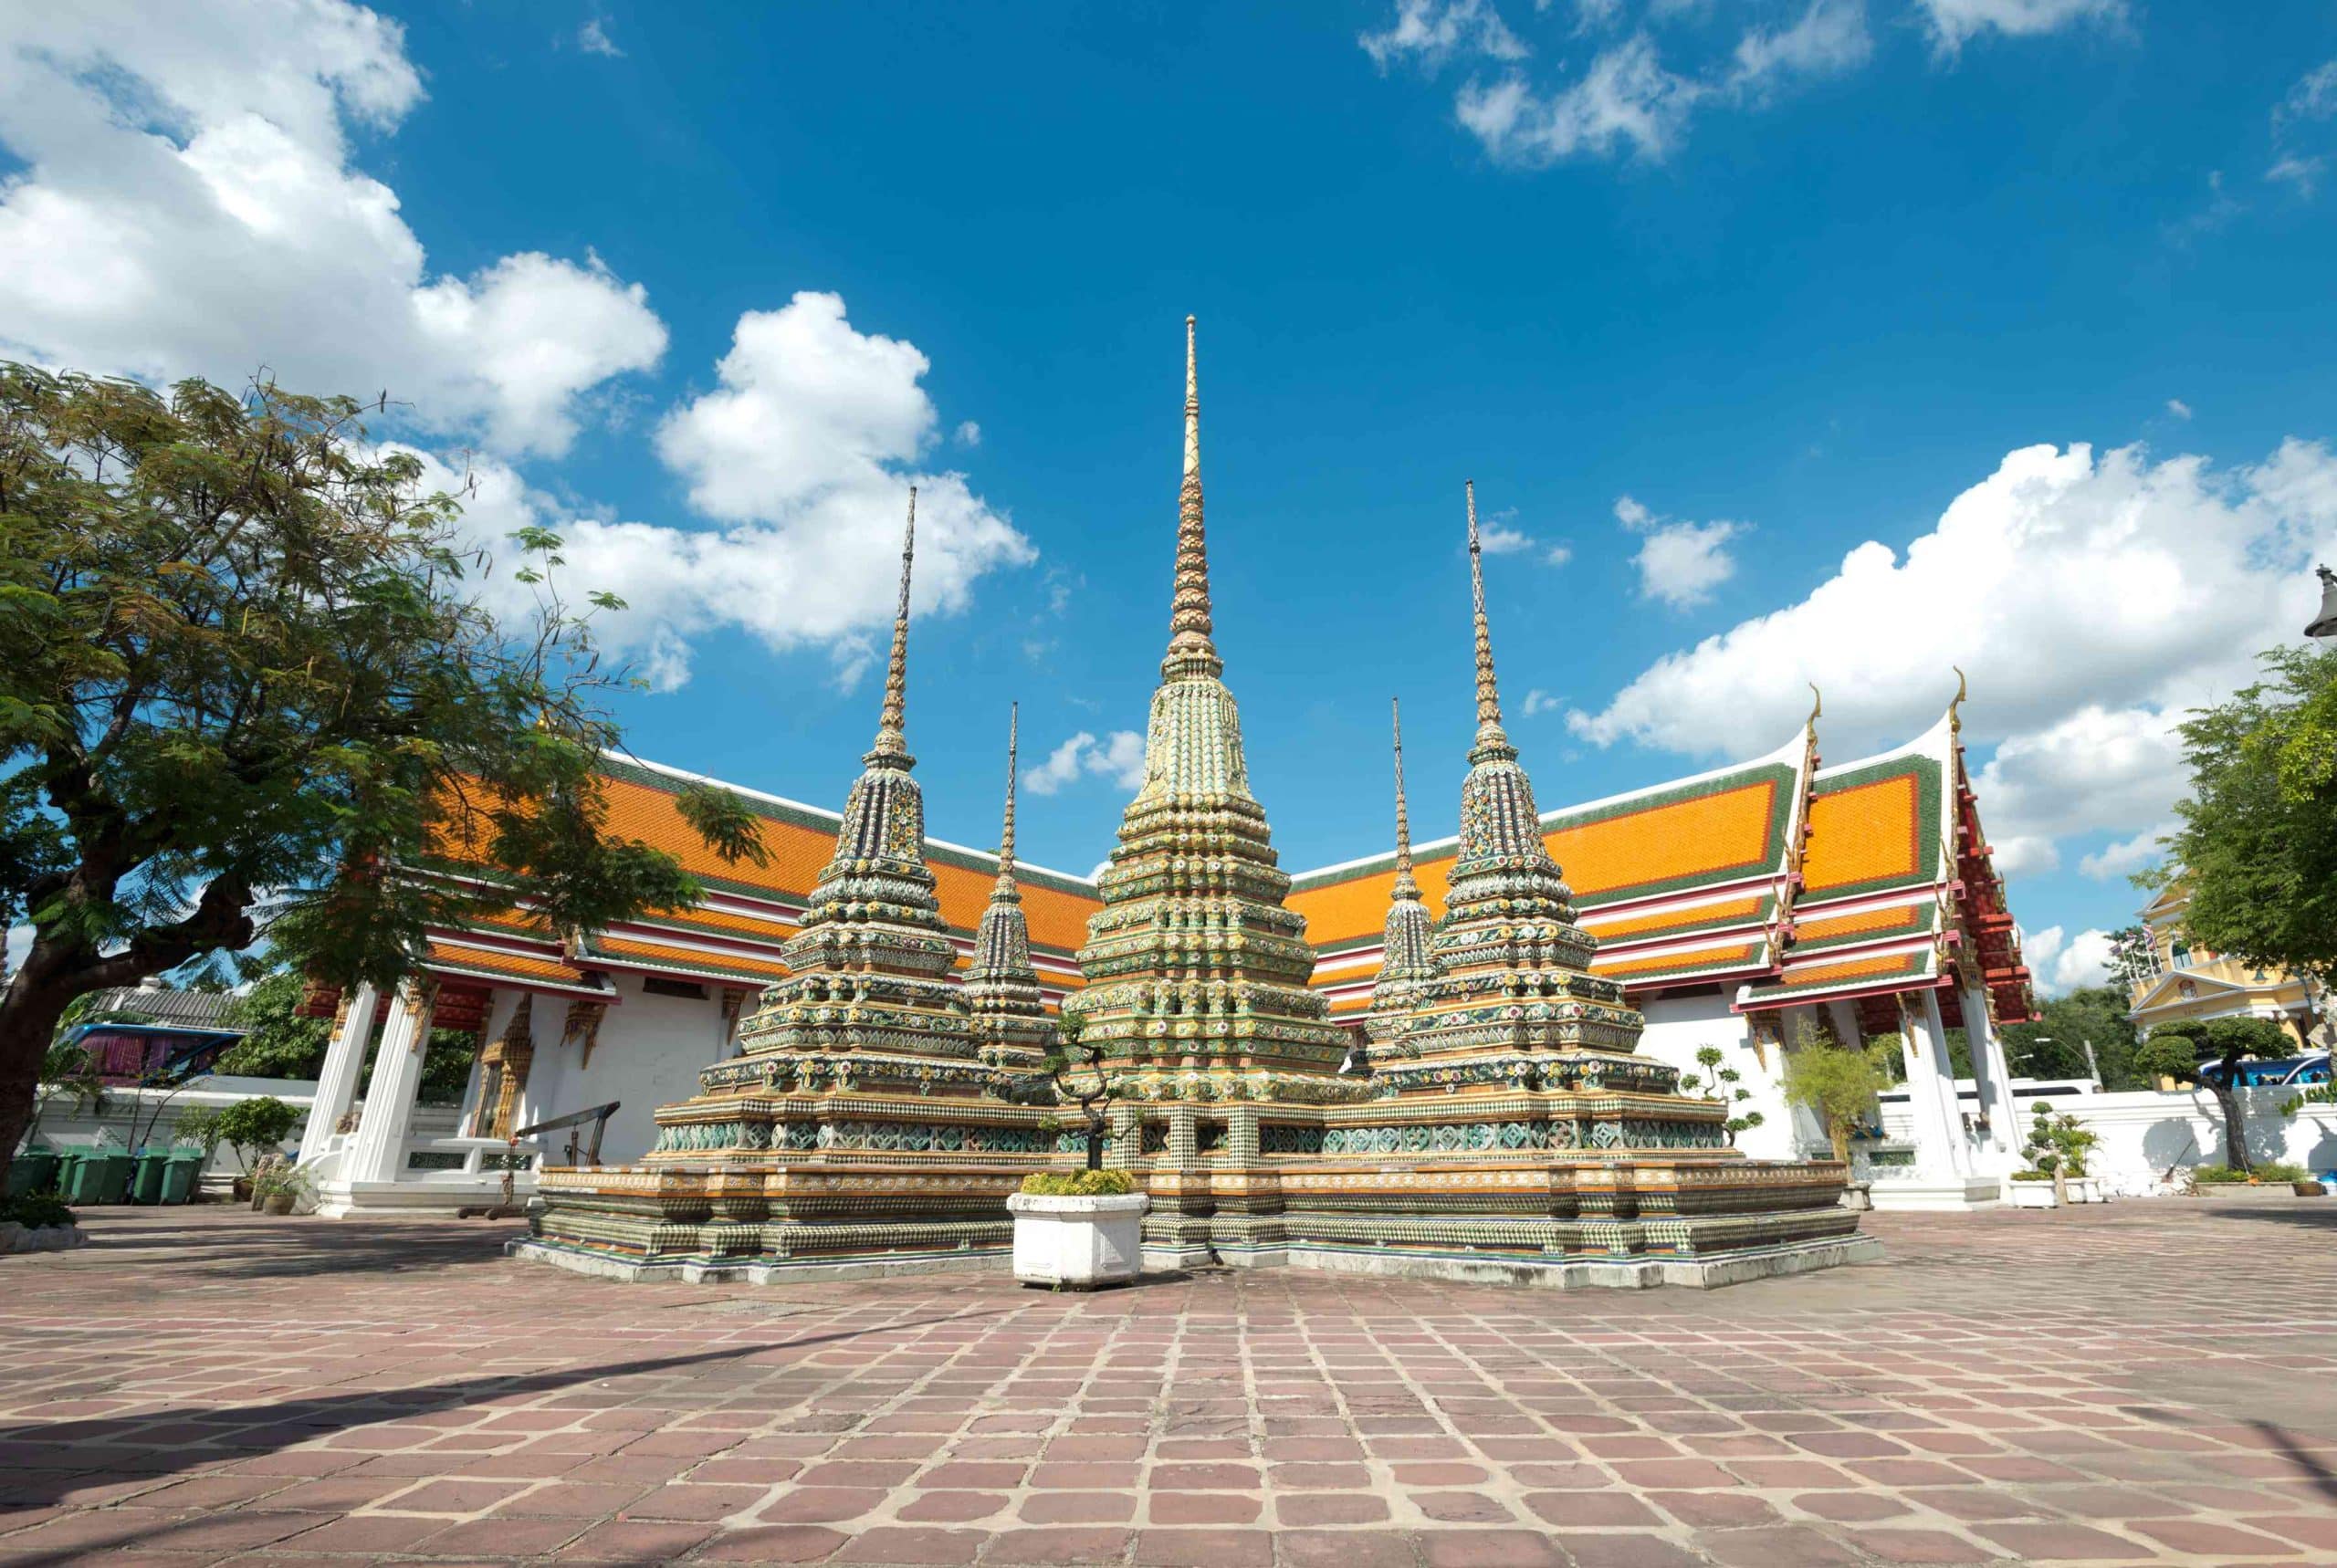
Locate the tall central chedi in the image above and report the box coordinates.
[1062,319,1347,1087]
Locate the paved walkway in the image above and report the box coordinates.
[2,1200,2334,1566]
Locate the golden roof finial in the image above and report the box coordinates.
[1164,314,1221,680]
[1950,664,1969,736]
[1391,696,1419,899]
[1467,480,1505,739]
[999,701,1019,890]
[872,486,916,757]
[1807,682,1823,729]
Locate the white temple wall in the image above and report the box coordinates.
[1634,991,1797,1162]
[515,971,735,1165]
[1881,1083,2337,1193]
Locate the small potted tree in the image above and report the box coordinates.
[1008,1046,1148,1289]
[2019,1103,2101,1205]
[1677,1045,1766,1146]
[216,1096,300,1202]
[249,1157,313,1216]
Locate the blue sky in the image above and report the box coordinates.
[5,2,2336,990]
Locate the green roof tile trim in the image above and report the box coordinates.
[1284,759,1802,905]
[1801,753,1945,904]
[1598,938,1775,987]
[1739,945,1939,1007]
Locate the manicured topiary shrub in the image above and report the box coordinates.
[1019,1170,1137,1197]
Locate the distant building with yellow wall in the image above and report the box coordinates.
[2126,882,2321,1044]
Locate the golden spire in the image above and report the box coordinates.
[1949,664,1969,736]
[1391,696,1419,900]
[1466,480,1506,745]
[871,486,916,758]
[1164,315,1221,680]
[998,701,1019,892]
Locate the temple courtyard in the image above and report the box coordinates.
[2,1206,2334,1568]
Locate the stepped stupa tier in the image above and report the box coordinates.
[1061,318,1349,1086]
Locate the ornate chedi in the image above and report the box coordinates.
[526,494,1065,1280]
[519,321,1873,1289]
[963,705,1057,1072]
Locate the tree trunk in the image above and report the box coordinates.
[0,973,84,1192]
[1828,1120,1850,1165]
[2211,1051,2251,1174]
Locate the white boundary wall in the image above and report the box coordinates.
[1887,1083,2337,1193]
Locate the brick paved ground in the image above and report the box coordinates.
[3,1200,2335,1567]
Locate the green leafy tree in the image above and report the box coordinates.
[214,1094,299,1170]
[2148,643,2337,985]
[215,968,331,1080]
[0,365,765,1186]
[2143,1016,2292,1173]
[1999,987,2142,1088]
[1779,1027,1887,1163]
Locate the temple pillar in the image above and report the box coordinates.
[346,977,437,1186]
[1900,989,1972,1178]
[298,982,379,1165]
[1963,977,2020,1162]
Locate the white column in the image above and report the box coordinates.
[1902,990,1974,1178]
[1964,978,2019,1162]
[298,982,379,1165]
[345,977,436,1186]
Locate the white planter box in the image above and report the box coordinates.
[2007,1182,2059,1209]
[1007,1192,1149,1290]
[2066,1177,2103,1203]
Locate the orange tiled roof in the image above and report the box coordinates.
[586,935,792,984]
[423,940,607,993]
[1594,939,1766,981]
[1583,893,1766,944]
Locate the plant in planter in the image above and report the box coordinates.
[2021,1103,2101,1205]
[1779,1026,1888,1164]
[215,1095,300,1196]
[2007,1169,2059,1208]
[249,1158,313,1216]
[1677,1045,1766,1146]
[1006,1168,1147,1291]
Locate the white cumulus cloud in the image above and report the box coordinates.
[1023,731,1148,797]
[2079,822,2173,883]
[1615,494,1745,609]
[1570,435,2337,884]
[2020,925,2117,995]
[1360,0,1527,71]
[1914,0,2124,54]
[0,2,666,457]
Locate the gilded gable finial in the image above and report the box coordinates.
[1164,315,1221,680]
[1950,664,1968,736]
[1466,481,1506,747]
[871,486,917,758]
[1807,683,1823,728]
[1391,696,1419,899]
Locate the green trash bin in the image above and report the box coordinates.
[161,1149,203,1205]
[6,1147,58,1197]
[131,1150,169,1204]
[57,1149,100,1204]
[89,1150,134,1204]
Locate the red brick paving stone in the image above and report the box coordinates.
[279,1511,451,1552]
[1273,1529,1420,1568]
[1267,1463,1374,1490]
[1550,1535,1709,1568]
[694,1459,807,1485]
[1133,1527,1277,1566]
[690,1523,853,1562]
[913,1461,1028,1490]
[1975,1522,2162,1559]
[1834,1528,2001,1563]
[1273,1492,1390,1526]
[1411,1490,1517,1524]
[1263,1438,1364,1461]
[381,1478,533,1512]
[412,1515,593,1557]
[1017,1490,1137,1524]
[981,1526,1135,1564]
[550,1518,718,1562]
[1521,1490,1664,1528]
[1415,1528,1568,1568]
[496,1480,655,1516]
[2130,1518,2311,1554]
[830,1525,986,1563]
[624,1483,771,1521]
[1646,1490,1779,1528]
[1150,1492,1263,1525]
[1026,1462,1142,1490]
[1793,1490,1916,1521]
[1150,1463,1263,1490]
[793,1461,920,1489]
[898,1491,1011,1522]
[2245,1512,2337,1549]
[1698,1525,1869,1568]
